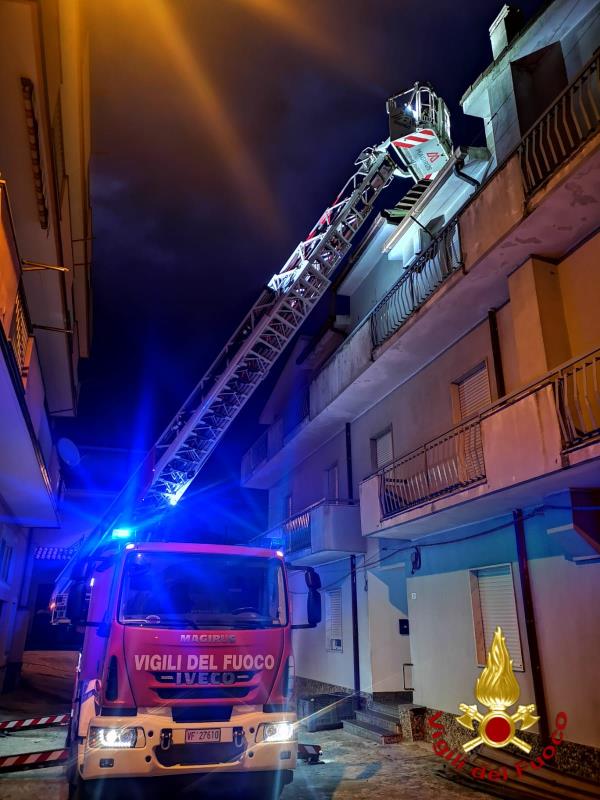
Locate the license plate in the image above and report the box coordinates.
[185,728,221,743]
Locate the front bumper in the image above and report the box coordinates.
[79,710,297,780]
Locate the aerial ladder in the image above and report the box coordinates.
[54,82,452,600]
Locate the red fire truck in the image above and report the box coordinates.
[64,540,321,797]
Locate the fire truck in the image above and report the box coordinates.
[63,541,321,797]
[54,83,452,798]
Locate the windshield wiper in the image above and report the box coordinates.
[122,616,199,629]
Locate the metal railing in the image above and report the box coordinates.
[519,53,600,197]
[554,349,600,449]
[370,217,462,349]
[378,418,485,518]
[251,507,312,553]
[9,286,31,379]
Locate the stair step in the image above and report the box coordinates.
[342,718,403,744]
[355,709,402,734]
[367,700,426,719]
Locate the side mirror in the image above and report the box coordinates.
[66,580,89,626]
[304,568,321,591]
[307,589,322,627]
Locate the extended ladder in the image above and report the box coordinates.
[55,84,452,590]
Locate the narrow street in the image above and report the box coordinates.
[0,1,599,797]
[0,717,495,800]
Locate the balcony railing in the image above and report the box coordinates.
[375,347,600,522]
[519,53,600,197]
[9,285,31,379]
[554,349,600,450]
[250,499,363,559]
[370,217,462,349]
[378,418,485,518]
[251,506,313,553]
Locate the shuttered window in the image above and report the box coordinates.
[325,588,343,652]
[471,565,523,670]
[374,430,393,470]
[457,364,491,419]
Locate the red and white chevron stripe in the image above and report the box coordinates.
[392,128,435,149]
[0,713,69,731]
[0,748,69,773]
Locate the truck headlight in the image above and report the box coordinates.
[260,722,296,742]
[88,726,142,749]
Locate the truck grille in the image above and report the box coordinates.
[155,687,250,700]
[155,742,244,767]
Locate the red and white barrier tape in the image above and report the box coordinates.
[0,748,69,773]
[0,714,69,731]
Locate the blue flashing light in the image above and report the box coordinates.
[166,493,179,507]
[111,527,134,540]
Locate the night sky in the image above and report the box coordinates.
[60,0,546,538]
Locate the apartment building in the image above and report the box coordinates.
[242,0,600,769]
[0,0,92,688]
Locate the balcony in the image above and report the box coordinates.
[370,218,463,349]
[0,184,58,525]
[519,52,599,198]
[360,349,600,540]
[251,500,365,566]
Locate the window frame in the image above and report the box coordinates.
[469,562,524,672]
[325,587,343,653]
[451,360,492,423]
[371,426,394,472]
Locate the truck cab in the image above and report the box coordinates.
[66,542,320,797]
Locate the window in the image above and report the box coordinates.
[372,429,393,471]
[325,464,339,501]
[470,565,523,670]
[325,588,343,652]
[119,552,287,629]
[455,363,491,420]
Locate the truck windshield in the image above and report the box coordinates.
[118,552,287,629]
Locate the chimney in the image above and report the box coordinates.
[489,5,523,60]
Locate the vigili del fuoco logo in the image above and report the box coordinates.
[427,626,569,784]
[456,626,538,753]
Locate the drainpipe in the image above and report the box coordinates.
[350,554,361,703]
[345,423,354,501]
[453,149,481,190]
[513,509,549,744]
[346,422,360,701]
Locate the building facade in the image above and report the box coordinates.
[242,0,600,770]
[0,0,92,688]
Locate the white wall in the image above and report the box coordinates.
[407,568,535,719]
[367,564,412,693]
[529,556,600,748]
[290,556,372,695]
